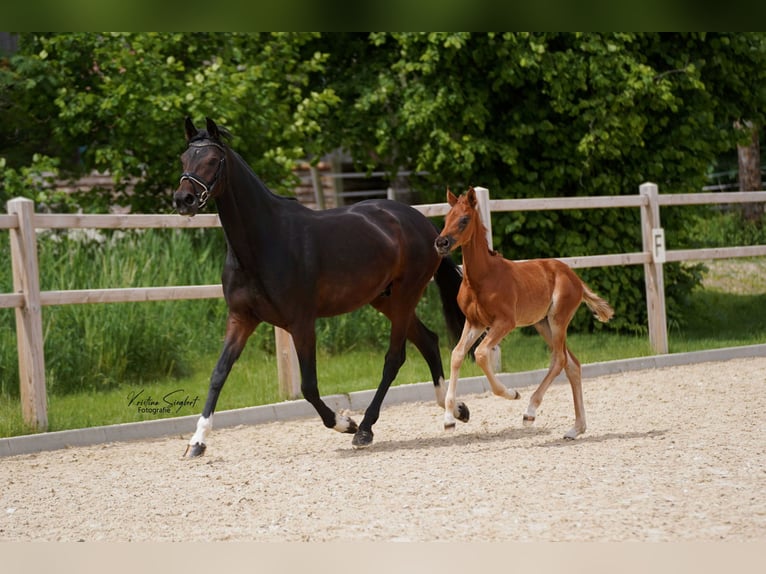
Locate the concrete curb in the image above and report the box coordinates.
[1,344,764,458]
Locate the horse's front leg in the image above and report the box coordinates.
[444,323,486,430]
[184,313,257,458]
[292,325,358,435]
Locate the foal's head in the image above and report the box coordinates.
[174,117,229,216]
[435,186,483,256]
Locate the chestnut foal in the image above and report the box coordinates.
[435,187,614,439]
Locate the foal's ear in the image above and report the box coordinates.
[205,117,220,140]
[184,116,197,141]
[447,188,458,206]
[466,186,477,208]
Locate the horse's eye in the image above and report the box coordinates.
[458,215,470,230]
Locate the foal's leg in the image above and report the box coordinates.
[525,317,585,438]
[523,319,561,428]
[185,313,257,458]
[406,316,469,423]
[473,322,522,402]
[562,347,586,439]
[444,322,485,430]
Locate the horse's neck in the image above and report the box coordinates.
[461,222,495,283]
[215,154,287,271]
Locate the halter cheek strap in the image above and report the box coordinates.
[179,141,226,209]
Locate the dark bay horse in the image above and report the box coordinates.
[174,117,468,456]
[435,187,614,439]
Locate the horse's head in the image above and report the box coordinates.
[435,186,480,256]
[174,117,228,216]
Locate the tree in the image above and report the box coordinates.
[0,33,339,212]
[312,32,766,331]
[4,33,765,333]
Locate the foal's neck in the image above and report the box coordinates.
[461,215,496,280]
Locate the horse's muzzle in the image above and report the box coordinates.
[434,235,454,256]
[174,189,199,216]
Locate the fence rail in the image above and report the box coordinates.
[3,184,766,431]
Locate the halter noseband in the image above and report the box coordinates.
[179,140,226,209]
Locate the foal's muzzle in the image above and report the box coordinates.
[434,235,454,256]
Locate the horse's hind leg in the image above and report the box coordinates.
[185,313,257,458]
[291,323,358,435]
[352,316,409,448]
[406,316,469,423]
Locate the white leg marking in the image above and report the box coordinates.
[523,405,536,427]
[333,411,353,433]
[189,415,213,446]
[564,422,586,440]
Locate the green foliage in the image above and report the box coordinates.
[313,32,766,333]
[1,33,339,211]
[3,32,766,338]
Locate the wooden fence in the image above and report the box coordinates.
[2,184,766,431]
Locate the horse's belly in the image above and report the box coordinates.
[315,272,392,317]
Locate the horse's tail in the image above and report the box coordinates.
[434,256,466,344]
[582,284,615,323]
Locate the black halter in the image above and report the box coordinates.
[179,140,226,209]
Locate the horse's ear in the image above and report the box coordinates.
[447,188,458,206]
[466,186,477,208]
[185,116,197,141]
[205,117,220,140]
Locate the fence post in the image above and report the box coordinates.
[473,186,502,371]
[309,165,326,210]
[7,197,48,430]
[639,182,669,354]
[275,327,301,400]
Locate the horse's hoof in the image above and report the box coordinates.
[351,429,374,449]
[444,422,456,431]
[345,418,359,434]
[522,414,535,427]
[456,402,470,423]
[183,442,206,458]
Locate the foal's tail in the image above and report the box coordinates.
[582,284,615,323]
[434,256,466,345]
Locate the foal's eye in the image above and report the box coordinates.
[458,215,470,230]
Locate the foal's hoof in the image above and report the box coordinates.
[351,429,374,449]
[522,414,535,427]
[444,422,456,431]
[183,442,206,458]
[456,401,470,423]
[563,427,584,440]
